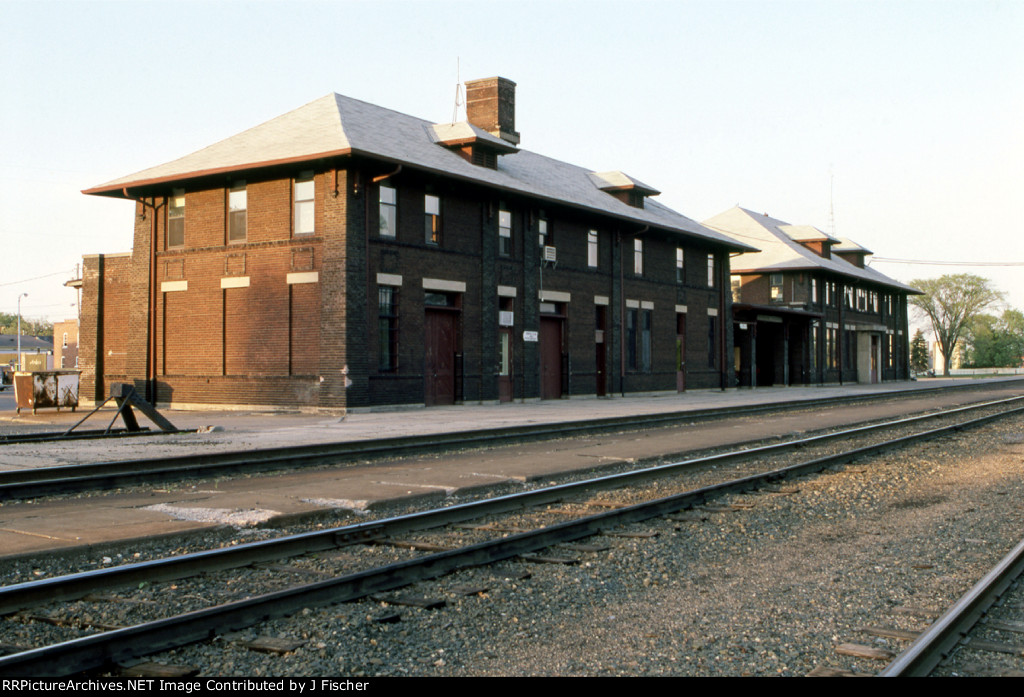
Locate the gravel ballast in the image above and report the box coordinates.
[114,414,1024,677]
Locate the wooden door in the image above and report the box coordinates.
[540,316,563,400]
[425,310,457,406]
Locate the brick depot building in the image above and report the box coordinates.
[80,78,754,411]
[703,207,918,387]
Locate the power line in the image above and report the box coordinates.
[870,258,1024,267]
[0,270,77,288]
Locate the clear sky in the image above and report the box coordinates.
[2,0,1022,328]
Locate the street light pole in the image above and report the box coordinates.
[16,293,27,372]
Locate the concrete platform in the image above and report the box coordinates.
[1,377,1022,561]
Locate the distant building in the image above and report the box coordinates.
[53,318,79,370]
[703,207,918,386]
[0,334,54,371]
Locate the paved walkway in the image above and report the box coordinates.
[1,377,1022,561]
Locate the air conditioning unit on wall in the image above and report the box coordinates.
[543,246,557,263]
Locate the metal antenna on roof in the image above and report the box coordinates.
[829,169,837,238]
[451,58,465,124]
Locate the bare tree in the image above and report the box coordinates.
[909,274,1003,376]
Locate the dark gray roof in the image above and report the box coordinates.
[0,335,53,351]
[85,92,754,252]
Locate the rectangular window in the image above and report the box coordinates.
[707,253,716,288]
[379,184,397,238]
[770,273,783,302]
[587,230,598,268]
[676,248,685,283]
[538,215,548,248]
[228,182,246,242]
[633,238,643,276]
[168,189,185,248]
[811,278,818,304]
[424,194,441,245]
[499,209,512,257]
[294,173,315,235]
[378,287,399,372]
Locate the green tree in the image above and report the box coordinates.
[909,274,1003,377]
[0,313,53,337]
[965,309,1024,368]
[910,328,929,374]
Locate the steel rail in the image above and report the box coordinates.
[879,535,1024,677]
[0,396,1022,617]
[1,401,1022,676]
[1,388,1023,503]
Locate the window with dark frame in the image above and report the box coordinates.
[707,253,716,288]
[294,173,315,236]
[499,209,512,257]
[378,286,399,372]
[379,184,397,238]
[633,238,643,276]
[168,189,185,248]
[228,182,247,243]
[676,247,685,283]
[587,230,598,268]
[770,273,783,302]
[424,194,441,245]
[538,212,548,248]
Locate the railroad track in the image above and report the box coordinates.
[877,535,1024,677]
[2,384,1023,503]
[1,396,1023,676]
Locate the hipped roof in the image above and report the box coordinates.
[85,92,753,253]
[703,207,918,293]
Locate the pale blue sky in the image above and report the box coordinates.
[2,0,1022,325]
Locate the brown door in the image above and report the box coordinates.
[425,310,457,406]
[540,316,563,400]
[676,313,686,392]
[498,328,513,402]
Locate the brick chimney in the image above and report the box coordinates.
[465,77,520,145]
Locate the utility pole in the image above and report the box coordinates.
[16,292,28,372]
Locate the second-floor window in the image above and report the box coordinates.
[424,194,441,245]
[770,273,783,302]
[676,248,685,283]
[588,230,599,268]
[633,238,643,276]
[499,209,512,257]
[294,173,314,235]
[379,184,397,238]
[228,182,246,242]
[707,253,717,288]
[538,217,549,248]
[168,189,185,248]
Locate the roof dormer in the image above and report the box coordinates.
[779,224,838,259]
[428,121,518,170]
[589,171,660,209]
[832,237,873,268]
